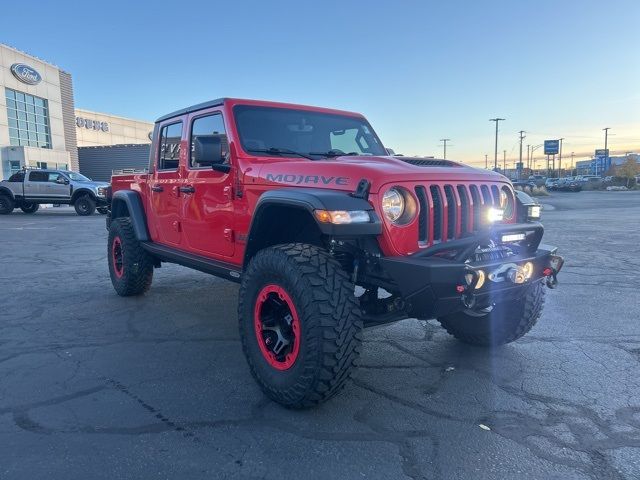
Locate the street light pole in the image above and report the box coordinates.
[558,138,564,176]
[603,127,611,175]
[485,154,488,169]
[489,118,505,171]
[571,152,575,176]
[526,144,531,169]
[518,130,526,179]
[439,138,450,159]
[503,150,506,172]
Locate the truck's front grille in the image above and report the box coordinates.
[414,182,513,246]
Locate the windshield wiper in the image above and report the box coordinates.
[246,147,316,161]
[308,150,358,157]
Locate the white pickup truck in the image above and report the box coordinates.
[0,168,109,216]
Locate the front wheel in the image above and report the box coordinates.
[0,194,14,214]
[74,195,96,216]
[238,243,363,408]
[437,281,546,346]
[108,217,154,296]
[20,202,39,214]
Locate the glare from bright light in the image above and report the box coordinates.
[486,207,504,223]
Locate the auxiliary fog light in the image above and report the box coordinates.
[465,269,486,290]
[528,205,541,219]
[522,261,534,280]
[486,207,504,223]
[501,233,526,243]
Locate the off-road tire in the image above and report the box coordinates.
[20,202,39,214]
[108,217,154,296]
[74,195,96,216]
[238,243,363,408]
[0,194,14,214]
[437,281,545,346]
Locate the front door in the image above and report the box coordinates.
[148,121,184,246]
[48,172,71,198]
[180,111,235,258]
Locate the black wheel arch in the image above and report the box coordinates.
[71,189,97,204]
[242,188,381,268]
[110,190,150,241]
[0,186,16,200]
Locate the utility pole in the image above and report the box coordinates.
[558,138,564,176]
[570,152,575,176]
[518,130,526,179]
[489,118,505,170]
[526,144,531,169]
[439,138,451,159]
[503,150,506,173]
[603,127,611,175]
[485,154,488,169]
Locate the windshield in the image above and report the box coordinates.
[64,172,91,181]
[234,105,386,158]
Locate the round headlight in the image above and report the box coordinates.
[500,187,515,220]
[382,188,405,222]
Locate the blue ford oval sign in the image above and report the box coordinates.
[10,63,42,85]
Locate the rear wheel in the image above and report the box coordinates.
[108,217,154,296]
[0,194,14,214]
[437,281,545,346]
[20,202,39,214]
[238,243,363,408]
[74,195,96,216]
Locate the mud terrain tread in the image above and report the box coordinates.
[238,243,363,408]
[108,217,154,296]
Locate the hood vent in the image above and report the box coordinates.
[396,157,459,167]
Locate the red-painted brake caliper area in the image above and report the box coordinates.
[254,284,301,370]
[112,236,124,278]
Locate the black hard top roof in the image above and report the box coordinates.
[155,98,227,123]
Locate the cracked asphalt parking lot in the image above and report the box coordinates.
[1,190,639,480]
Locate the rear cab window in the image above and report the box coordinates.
[158,122,183,170]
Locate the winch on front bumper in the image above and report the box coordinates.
[377,222,563,319]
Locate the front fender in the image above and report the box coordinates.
[111,190,150,241]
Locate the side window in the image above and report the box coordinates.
[190,114,228,168]
[158,122,183,170]
[47,173,63,183]
[29,171,48,182]
[8,172,25,182]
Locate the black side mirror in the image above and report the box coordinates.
[193,135,230,173]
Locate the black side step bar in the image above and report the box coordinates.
[141,242,242,283]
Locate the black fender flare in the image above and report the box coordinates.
[111,190,150,241]
[70,188,96,204]
[243,188,381,266]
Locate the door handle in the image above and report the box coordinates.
[151,185,164,192]
[179,185,195,194]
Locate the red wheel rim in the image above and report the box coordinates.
[254,284,300,370]
[112,236,124,278]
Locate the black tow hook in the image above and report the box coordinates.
[544,254,564,289]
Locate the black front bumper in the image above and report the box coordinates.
[378,223,563,319]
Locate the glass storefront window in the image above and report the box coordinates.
[5,88,52,149]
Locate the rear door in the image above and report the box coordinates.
[180,110,235,258]
[147,120,184,246]
[25,171,48,197]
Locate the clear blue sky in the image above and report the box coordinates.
[4,0,639,166]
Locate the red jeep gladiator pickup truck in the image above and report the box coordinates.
[107,98,563,408]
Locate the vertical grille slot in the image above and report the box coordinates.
[491,185,500,206]
[415,186,429,243]
[469,185,482,230]
[444,185,457,240]
[481,184,492,205]
[429,185,443,242]
[457,185,470,234]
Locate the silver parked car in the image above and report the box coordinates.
[0,168,110,215]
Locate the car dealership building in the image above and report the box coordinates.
[0,44,152,180]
